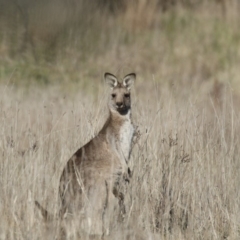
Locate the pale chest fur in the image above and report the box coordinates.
[119,118,134,162]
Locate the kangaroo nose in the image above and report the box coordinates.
[116,102,123,107]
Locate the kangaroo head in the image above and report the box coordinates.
[104,72,136,115]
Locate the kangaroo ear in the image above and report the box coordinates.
[104,73,118,89]
[123,73,136,90]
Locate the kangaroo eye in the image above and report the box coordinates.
[124,94,130,98]
[111,94,116,98]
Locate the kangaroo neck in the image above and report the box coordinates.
[100,108,131,135]
[109,108,131,125]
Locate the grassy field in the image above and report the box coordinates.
[1,1,240,239]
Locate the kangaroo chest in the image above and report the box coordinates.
[119,119,134,161]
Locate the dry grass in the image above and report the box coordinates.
[1,78,240,239]
[1,1,240,239]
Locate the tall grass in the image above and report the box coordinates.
[1,1,240,239]
[0,80,240,239]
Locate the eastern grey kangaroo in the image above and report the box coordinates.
[36,72,136,235]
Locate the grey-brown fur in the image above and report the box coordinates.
[36,72,136,236]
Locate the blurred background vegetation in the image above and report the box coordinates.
[0,0,240,96]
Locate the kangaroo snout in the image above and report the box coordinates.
[116,102,123,108]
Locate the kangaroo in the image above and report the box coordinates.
[36,72,136,236]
